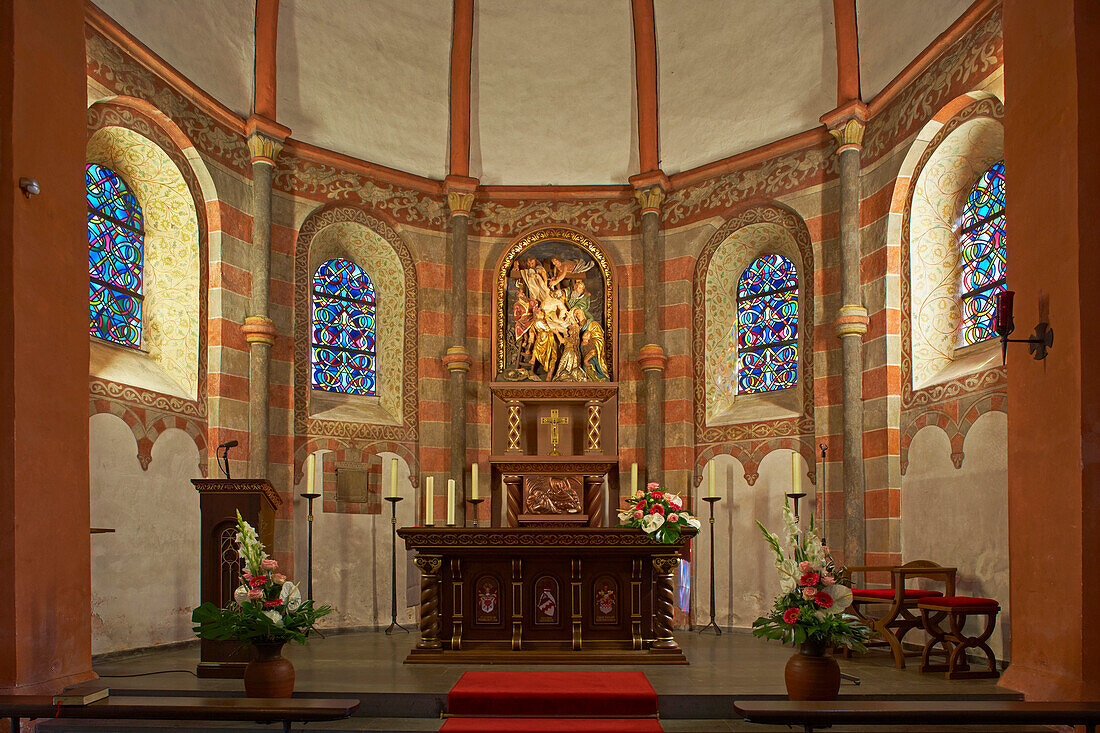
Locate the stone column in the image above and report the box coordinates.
[443,177,477,524]
[823,104,869,566]
[242,119,287,479]
[633,181,668,486]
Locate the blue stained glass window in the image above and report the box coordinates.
[736,254,799,394]
[311,258,377,395]
[958,161,1006,345]
[87,163,144,347]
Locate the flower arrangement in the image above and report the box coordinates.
[617,482,701,544]
[192,511,333,645]
[751,502,870,651]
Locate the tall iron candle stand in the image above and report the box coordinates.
[299,491,321,601]
[466,497,486,527]
[384,496,409,634]
[697,495,723,635]
[818,443,828,545]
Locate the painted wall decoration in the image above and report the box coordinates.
[699,216,809,429]
[87,125,201,400]
[293,206,419,444]
[495,227,614,383]
[907,116,1002,389]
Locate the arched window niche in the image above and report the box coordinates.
[909,116,1004,389]
[86,125,201,400]
[703,221,805,425]
[307,221,405,425]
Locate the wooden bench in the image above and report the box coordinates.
[0,695,360,733]
[734,700,1100,733]
[918,596,1001,679]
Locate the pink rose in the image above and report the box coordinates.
[272,573,287,584]
[247,588,263,600]
[633,510,643,519]
[799,572,820,587]
[260,558,278,571]
[635,490,645,499]
[668,513,679,523]
[801,587,817,600]
[783,608,800,624]
[814,591,834,609]
[798,561,812,573]
[242,570,252,580]
[823,575,836,586]
[647,482,659,490]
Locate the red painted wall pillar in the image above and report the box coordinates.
[0,0,94,692]
[1001,0,1100,700]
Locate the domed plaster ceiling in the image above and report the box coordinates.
[90,0,976,186]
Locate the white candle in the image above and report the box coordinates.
[390,457,398,498]
[471,462,478,500]
[792,452,801,494]
[631,462,638,494]
[447,479,456,525]
[305,453,316,495]
[425,476,434,526]
[708,459,715,498]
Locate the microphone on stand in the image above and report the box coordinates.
[218,440,238,479]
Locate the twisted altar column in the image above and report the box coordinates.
[413,555,443,650]
[633,182,668,486]
[823,104,870,566]
[242,119,288,479]
[444,179,477,524]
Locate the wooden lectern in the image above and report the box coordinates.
[191,478,281,678]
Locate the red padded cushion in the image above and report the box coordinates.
[852,588,943,600]
[918,596,999,609]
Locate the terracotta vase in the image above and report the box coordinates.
[784,641,841,701]
[244,641,295,698]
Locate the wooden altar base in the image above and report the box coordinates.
[398,527,692,664]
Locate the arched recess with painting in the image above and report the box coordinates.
[85,96,216,655]
[888,91,1009,658]
[690,202,816,632]
[290,204,420,629]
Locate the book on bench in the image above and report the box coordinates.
[52,687,109,705]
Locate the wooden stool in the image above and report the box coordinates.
[917,596,1000,679]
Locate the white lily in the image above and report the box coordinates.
[617,509,634,523]
[263,609,284,627]
[823,584,853,614]
[684,515,701,530]
[233,585,250,604]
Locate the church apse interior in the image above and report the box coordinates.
[3,0,1099,726]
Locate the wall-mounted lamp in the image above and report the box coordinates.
[18,177,40,198]
[996,290,1053,365]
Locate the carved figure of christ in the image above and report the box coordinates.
[540,409,570,456]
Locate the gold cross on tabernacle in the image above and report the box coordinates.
[540,409,570,456]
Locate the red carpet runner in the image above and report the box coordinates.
[440,671,663,733]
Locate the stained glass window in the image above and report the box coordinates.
[736,254,799,394]
[87,163,145,347]
[958,160,1006,345]
[311,258,377,395]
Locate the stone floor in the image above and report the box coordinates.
[36,630,1032,732]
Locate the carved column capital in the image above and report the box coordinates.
[820,101,869,154]
[414,555,443,575]
[629,170,670,216]
[245,115,290,166]
[445,174,479,218]
[242,315,277,346]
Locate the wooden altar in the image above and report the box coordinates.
[397,527,692,664]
